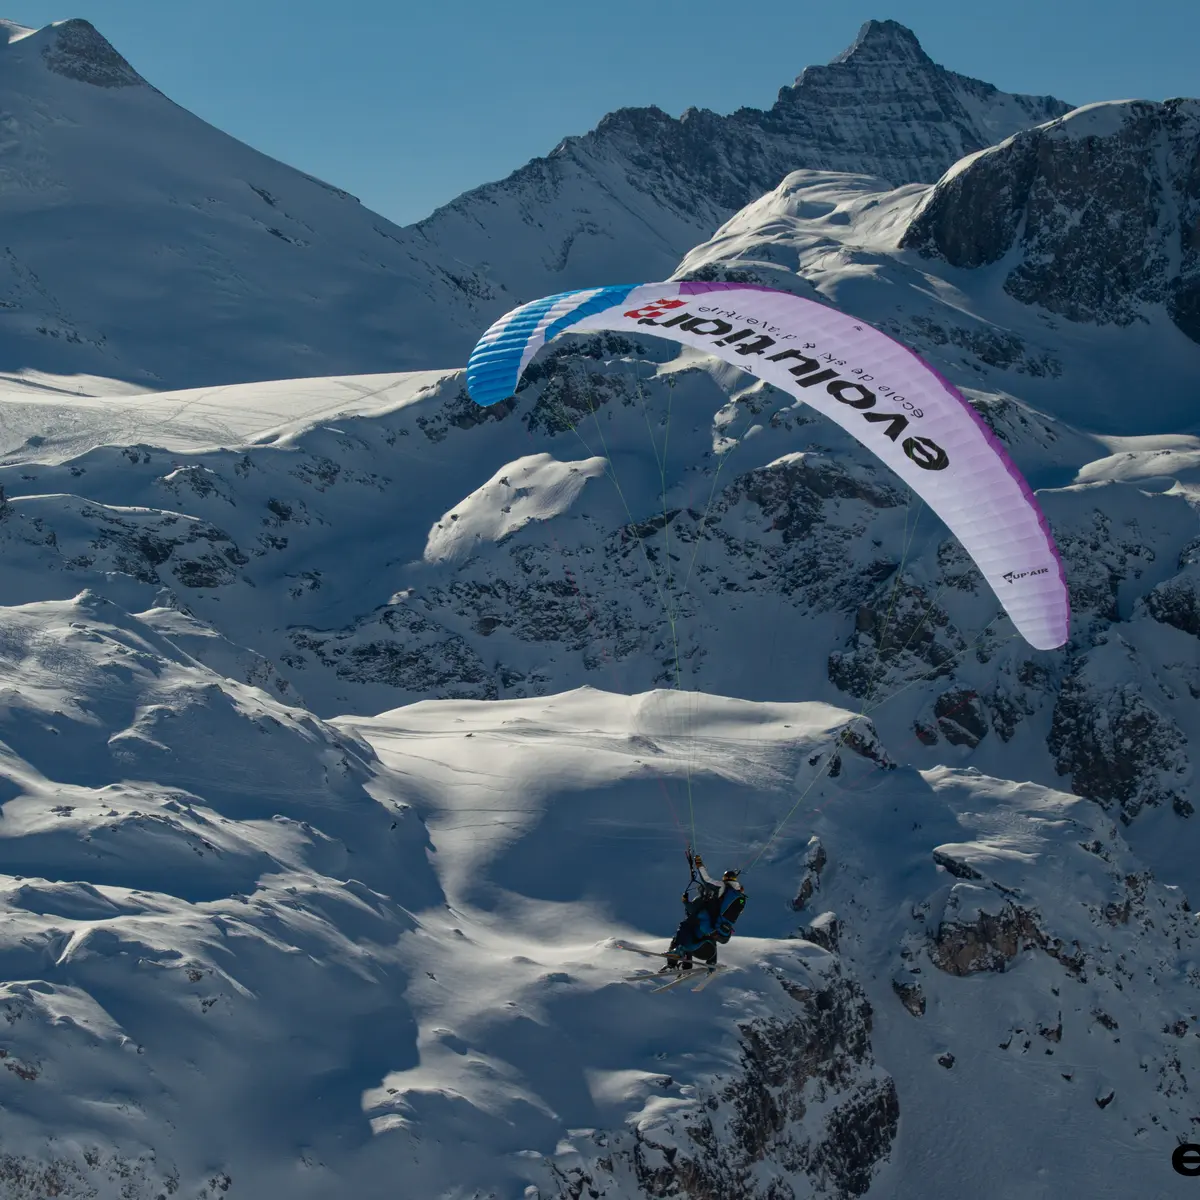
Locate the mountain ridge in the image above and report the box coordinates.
[414,18,1070,300]
[0,15,1070,389]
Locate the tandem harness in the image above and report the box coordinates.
[675,847,747,953]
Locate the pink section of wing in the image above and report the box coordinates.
[566,281,1069,649]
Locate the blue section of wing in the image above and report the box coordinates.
[466,291,572,408]
[466,284,640,407]
[541,283,637,345]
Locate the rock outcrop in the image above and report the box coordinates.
[549,951,898,1200]
[901,100,1200,343]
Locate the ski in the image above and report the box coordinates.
[651,971,694,993]
[612,939,673,960]
[615,941,731,992]
[624,964,731,991]
[690,965,729,992]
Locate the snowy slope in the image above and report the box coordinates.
[0,324,1196,1196]
[2,625,1196,1198]
[0,20,501,389]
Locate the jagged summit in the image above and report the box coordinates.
[40,18,146,88]
[828,18,931,67]
[415,21,1071,301]
[0,17,146,87]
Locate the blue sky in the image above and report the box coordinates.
[9,1,1198,226]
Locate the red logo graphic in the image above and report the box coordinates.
[623,298,685,320]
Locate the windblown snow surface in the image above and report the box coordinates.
[0,25,1198,1200]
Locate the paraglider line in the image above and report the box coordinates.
[511,372,693,854]
[555,364,700,850]
[634,370,699,844]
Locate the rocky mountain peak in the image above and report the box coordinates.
[36,18,147,88]
[828,17,931,67]
[1,16,147,88]
[416,23,1071,304]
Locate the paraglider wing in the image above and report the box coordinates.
[467,281,1069,650]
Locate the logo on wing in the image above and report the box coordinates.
[623,298,686,321]
[1001,567,1050,584]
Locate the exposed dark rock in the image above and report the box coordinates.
[1053,509,1157,626]
[929,889,1088,981]
[932,848,983,881]
[1048,673,1189,821]
[39,19,146,88]
[417,389,515,443]
[913,720,938,745]
[291,604,498,698]
[828,582,962,698]
[661,970,894,1198]
[1039,1015,1063,1043]
[522,364,636,438]
[933,687,989,748]
[902,99,1200,344]
[805,912,841,953]
[891,976,926,1017]
[173,553,239,589]
[792,836,827,912]
[553,955,898,1199]
[1145,567,1200,637]
[736,456,903,544]
[983,688,1034,743]
[0,1145,179,1198]
[53,502,249,590]
[931,897,1033,976]
[905,315,1062,377]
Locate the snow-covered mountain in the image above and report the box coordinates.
[0,18,1068,391]
[1,175,1198,1194]
[415,19,1070,300]
[0,14,1198,1200]
[0,19,502,388]
[670,131,1199,844]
